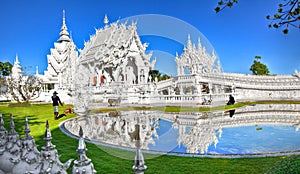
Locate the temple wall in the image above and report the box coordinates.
[234,88,300,101]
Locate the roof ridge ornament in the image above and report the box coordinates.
[104,14,109,27]
[58,9,71,42]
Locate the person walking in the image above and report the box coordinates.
[51,91,63,120]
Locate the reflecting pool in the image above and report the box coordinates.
[61,104,300,157]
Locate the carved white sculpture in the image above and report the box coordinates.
[34,120,73,173]
[0,116,21,173]
[72,126,97,174]
[0,114,7,174]
[175,35,221,75]
[12,117,40,174]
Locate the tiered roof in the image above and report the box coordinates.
[79,16,152,68]
[43,10,78,85]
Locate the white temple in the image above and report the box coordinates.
[11,54,22,79]
[5,11,300,108]
[78,17,154,86]
[42,10,79,92]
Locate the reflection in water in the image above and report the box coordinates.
[63,104,300,155]
[64,111,160,150]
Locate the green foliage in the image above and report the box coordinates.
[216,0,300,34]
[148,70,161,82]
[148,69,170,82]
[0,61,13,77]
[0,104,300,173]
[249,56,270,75]
[266,155,300,174]
[215,0,238,12]
[160,74,170,81]
[267,0,300,34]
[8,102,32,107]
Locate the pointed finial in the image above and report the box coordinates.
[0,113,3,127]
[104,14,109,26]
[197,37,202,49]
[132,124,147,174]
[58,9,71,42]
[186,34,192,49]
[15,53,19,63]
[135,124,141,148]
[79,126,83,138]
[43,120,55,149]
[70,30,73,40]
[24,117,33,140]
[45,120,51,139]
[35,66,39,75]
[73,126,96,173]
[78,126,86,150]
[0,113,7,132]
[9,115,17,135]
[63,9,66,25]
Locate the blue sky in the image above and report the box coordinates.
[0,0,299,75]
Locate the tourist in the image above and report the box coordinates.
[51,91,63,120]
[227,95,235,105]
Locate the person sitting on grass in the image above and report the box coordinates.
[227,95,235,105]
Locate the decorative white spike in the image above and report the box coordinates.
[104,14,109,26]
[58,9,70,42]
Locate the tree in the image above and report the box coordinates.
[0,62,12,98]
[215,0,300,34]
[0,61,13,77]
[149,70,161,82]
[159,74,170,81]
[6,74,42,103]
[148,70,170,82]
[249,56,270,75]
[266,0,300,34]
[214,0,238,12]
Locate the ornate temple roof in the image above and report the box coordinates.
[175,35,221,75]
[79,15,152,68]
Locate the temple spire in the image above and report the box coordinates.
[187,34,192,50]
[15,54,19,64]
[104,14,109,27]
[58,9,71,42]
[35,66,39,75]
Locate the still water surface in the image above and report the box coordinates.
[62,104,300,156]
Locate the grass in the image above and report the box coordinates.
[0,102,299,173]
[93,100,300,113]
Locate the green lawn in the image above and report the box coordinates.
[0,103,299,173]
